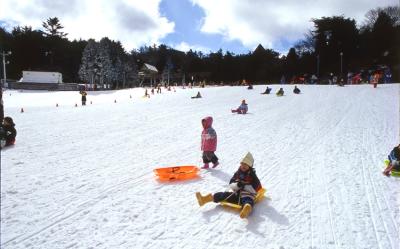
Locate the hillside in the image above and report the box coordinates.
[1,84,399,249]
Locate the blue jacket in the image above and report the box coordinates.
[238,103,248,112]
[388,146,400,162]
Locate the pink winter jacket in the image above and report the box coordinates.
[201,116,217,152]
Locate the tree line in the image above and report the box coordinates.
[0,6,399,88]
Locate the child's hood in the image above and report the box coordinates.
[202,116,213,129]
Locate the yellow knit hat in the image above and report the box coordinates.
[241,152,254,167]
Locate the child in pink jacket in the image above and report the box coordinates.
[201,116,219,169]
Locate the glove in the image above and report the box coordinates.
[229,182,240,191]
[237,182,244,189]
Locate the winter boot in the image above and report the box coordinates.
[201,163,210,169]
[212,162,219,168]
[240,203,252,218]
[196,192,213,206]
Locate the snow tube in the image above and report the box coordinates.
[154,166,199,181]
[220,188,267,209]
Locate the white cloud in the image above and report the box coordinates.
[191,0,398,51]
[0,0,175,51]
[172,41,211,53]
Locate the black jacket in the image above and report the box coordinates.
[0,124,17,146]
[229,168,262,192]
[389,146,400,161]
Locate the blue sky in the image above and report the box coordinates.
[0,0,397,55]
[159,0,249,54]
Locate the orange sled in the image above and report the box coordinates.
[154,166,200,181]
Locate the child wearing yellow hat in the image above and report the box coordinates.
[196,152,262,218]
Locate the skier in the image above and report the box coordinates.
[80,90,87,105]
[201,116,219,169]
[0,116,17,149]
[276,88,284,96]
[293,85,301,94]
[196,152,262,218]
[232,99,248,114]
[261,86,271,94]
[383,144,400,176]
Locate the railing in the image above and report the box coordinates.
[8,82,79,91]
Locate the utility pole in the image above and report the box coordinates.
[2,51,11,88]
[340,52,343,76]
[1,50,12,121]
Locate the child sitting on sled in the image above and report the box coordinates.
[196,152,262,218]
[383,144,400,176]
[201,116,219,169]
[276,88,284,96]
[261,86,271,94]
[191,91,202,99]
[293,85,301,94]
[232,99,248,114]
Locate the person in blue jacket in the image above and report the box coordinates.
[232,99,248,114]
[383,144,400,176]
[293,85,301,94]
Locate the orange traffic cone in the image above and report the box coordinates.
[20,108,24,113]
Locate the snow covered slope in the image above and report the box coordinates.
[1,84,399,249]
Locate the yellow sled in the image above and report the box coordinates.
[220,188,267,209]
[384,159,400,177]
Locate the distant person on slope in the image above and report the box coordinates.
[383,144,400,176]
[144,89,150,98]
[196,152,262,218]
[276,88,284,96]
[0,116,17,149]
[261,86,271,94]
[80,90,87,105]
[293,85,301,94]
[232,99,248,114]
[191,91,202,99]
[201,116,219,169]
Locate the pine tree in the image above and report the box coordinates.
[42,17,68,37]
[79,39,99,85]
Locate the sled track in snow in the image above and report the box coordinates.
[360,132,385,249]
[361,106,398,249]
[356,92,399,249]
[1,171,153,247]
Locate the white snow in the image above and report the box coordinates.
[1,84,399,249]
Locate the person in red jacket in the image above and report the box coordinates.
[196,152,262,218]
[201,116,219,169]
